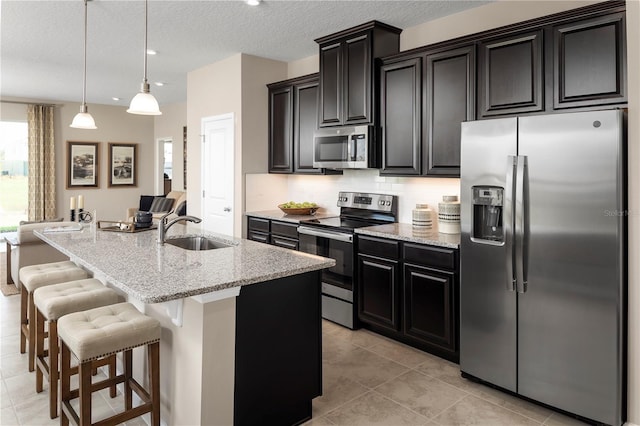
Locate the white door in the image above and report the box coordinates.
[201,113,234,235]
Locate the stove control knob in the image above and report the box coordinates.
[386,201,391,206]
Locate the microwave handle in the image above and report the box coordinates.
[348,136,355,162]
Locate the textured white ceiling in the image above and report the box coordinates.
[1,0,490,107]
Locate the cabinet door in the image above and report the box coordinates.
[271,235,299,251]
[319,42,342,127]
[248,230,270,244]
[380,57,422,176]
[404,263,456,353]
[357,254,400,332]
[553,12,626,109]
[425,45,475,176]
[478,30,544,117]
[294,80,321,173]
[343,34,372,125]
[268,86,293,173]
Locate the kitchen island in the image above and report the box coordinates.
[36,224,335,426]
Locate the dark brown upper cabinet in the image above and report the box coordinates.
[268,85,293,173]
[380,57,422,176]
[380,43,474,178]
[478,30,544,118]
[425,45,475,176]
[316,21,401,128]
[553,12,626,110]
[268,74,340,175]
[293,79,321,173]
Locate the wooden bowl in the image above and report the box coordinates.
[278,204,319,216]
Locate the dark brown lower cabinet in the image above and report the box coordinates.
[246,216,299,250]
[404,263,456,354]
[357,254,401,332]
[356,235,459,362]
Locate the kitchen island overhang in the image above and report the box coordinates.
[36,225,335,425]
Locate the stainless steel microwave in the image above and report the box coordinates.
[313,125,375,169]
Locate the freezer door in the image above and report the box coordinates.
[460,118,518,391]
[517,110,625,425]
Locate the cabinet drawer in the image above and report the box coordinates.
[272,235,299,251]
[248,231,270,244]
[248,217,270,232]
[403,243,457,270]
[357,235,400,260]
[271,221,299,239]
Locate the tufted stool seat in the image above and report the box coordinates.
[19,260,88,371]
[33,279,122,418]
[58,302,161,426]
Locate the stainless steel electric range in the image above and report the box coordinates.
[297,192,398,329]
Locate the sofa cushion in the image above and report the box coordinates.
[149,196,174,213]
[139,195,162,212]
[175,201,187,216]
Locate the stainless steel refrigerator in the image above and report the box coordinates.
[460,109,626,425]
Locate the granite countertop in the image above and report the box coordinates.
[246,210,338,224]
[355,223,460,249]
[35,225,335,304]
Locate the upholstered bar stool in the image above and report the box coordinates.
[33,279,122,418]
[58,302,161,426]
[19,261,88,371]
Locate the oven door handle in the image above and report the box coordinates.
[297,226,353,243]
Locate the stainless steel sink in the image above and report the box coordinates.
[165,236,233,251]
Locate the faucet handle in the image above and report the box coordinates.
[159,210,174,224]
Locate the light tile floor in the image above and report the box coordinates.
[0,290,587,426]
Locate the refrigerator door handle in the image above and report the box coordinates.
[504,155,517,291]
[515,155,528,293]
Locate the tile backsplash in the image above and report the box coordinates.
[245,170,461,226]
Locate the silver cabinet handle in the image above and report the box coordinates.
[505,156,517,291]
[223,207,232,212]
[515,155,528,293]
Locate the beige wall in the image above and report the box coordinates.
[1,98,155,222]
[154,101,187,193]
[626,1,640,423]
[287,54,319,79]
[188,53,287,237]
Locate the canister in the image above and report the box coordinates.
[412,204,433,230]
[438,195,461,234]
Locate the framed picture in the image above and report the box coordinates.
[108,143,137,187]
[67,141,99,188]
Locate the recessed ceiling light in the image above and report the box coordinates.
[154,82,164,87]
[112,97,121,101]
[146,49,157,55]
[246,0,260,6]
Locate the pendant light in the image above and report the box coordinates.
[127,0,162,115]
[70,0,97,129]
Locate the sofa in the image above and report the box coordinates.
[10,221,77,289]
[125,190,186,223]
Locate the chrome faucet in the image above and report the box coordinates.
[157,211,203,245]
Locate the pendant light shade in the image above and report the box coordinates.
[128,0,162,115]
[70,0,97,129]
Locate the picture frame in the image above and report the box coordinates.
[67,141,99,188]
[108,143,137,187]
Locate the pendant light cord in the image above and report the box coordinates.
[82,0,88,106]
[142,0,149,89]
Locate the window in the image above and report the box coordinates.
[0,121,28,231]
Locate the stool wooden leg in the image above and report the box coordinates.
[35,309,45,393]
[148,342,160,426]
[78,361,92,426]
[20,286,27,354]
[109,354,117,398]
[124,349,133,410]
[49,320,59,419]
[27,291,36,372]
[60,341,71,426]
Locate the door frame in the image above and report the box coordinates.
[155,137,172,195]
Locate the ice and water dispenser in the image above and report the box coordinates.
[472,186,504,243]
